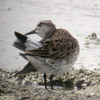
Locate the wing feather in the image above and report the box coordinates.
[26,36,73,60]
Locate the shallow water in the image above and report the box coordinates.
[0,0,100,71]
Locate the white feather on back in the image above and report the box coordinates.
[25,34,42,50]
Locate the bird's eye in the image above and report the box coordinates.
[38,23,43,26]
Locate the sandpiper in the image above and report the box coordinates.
[13,20,79,89]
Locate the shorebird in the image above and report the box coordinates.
[13,20,79,89]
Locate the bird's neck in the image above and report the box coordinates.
[41,29,57,42]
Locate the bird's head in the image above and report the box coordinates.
[25,20,56,39]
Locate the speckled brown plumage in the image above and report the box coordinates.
[27,28,79,60]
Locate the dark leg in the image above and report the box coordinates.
[43,73,47,89]
[50,75,54,90]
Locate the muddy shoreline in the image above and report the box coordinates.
[0,68,100,100]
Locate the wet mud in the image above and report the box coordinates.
[0,68,100,100]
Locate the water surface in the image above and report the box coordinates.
[0,0,100,71]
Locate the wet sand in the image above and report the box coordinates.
[0,68,100,100]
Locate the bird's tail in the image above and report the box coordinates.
[13,31,28,51]
[14,62,37,77]
[14,31,27,44]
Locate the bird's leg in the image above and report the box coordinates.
[43,73,47,89]
[50,75,54,90]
